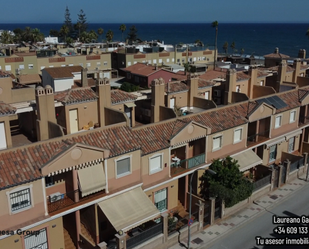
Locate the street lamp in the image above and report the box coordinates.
[188,168,216,249]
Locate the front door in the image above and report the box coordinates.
[69,109,79,133]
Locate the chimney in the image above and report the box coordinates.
[277,60,287,91]
[187,73,199,107]
[293,59,301,83]
[274,47,279,54]
[151,78,165,123]
[248,66,258,99]
[225,69,237,104]
[36,85,56,141]
[96,77,111,127]
[81,67,88,87]
[298,49,306,59]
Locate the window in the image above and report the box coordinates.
[234,128,242,143]
[154,188,167,212]
[149,154,163,174]
[275,116,282,128]
[9,188,31,212]
[213,135,222,151]
[236,85,241,92]
[45,176,54,187]
[204,91,209,100]
[159,59,162,63]
[5,65,11,71]
[269,145,277,162]
[61,65,66,67]
[166,59,170,63]
[290,110,296,123]
[19,64,25,70]
[116,156,131,178]
[104,61,108,66]
[288,137,295,153]
[260,80,264,86]
[28,64,34,69]
[40,66,45,70]
[153,59,157,64]
[86,62,91,68]
[127,62,131,66]
[69,64,73,66]
[97,62,101,67]
[79,63,83,67]
[134,61,137,64]
[24,228,48,249]
[172,58,174,62]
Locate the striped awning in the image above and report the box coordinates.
[232,150,262,172]
[77,162,106,197]
[98,187,160,232]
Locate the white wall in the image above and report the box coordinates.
[54,78,74,92]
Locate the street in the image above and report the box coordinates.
[203,180,309,249]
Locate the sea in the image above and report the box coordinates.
[1,23,309,58]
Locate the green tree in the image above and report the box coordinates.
[106,30,114,42]
[31,28,44,43]
[223,41,229,54]
[76,9,88,35]
[211,21,218,69]
[65,37,74,47]
[49,29,59,37]
[119,24,126,42]
[0,30,14,44]
[97,28,104,41]
[120,82,139,92]
[63,6,73,34]
[199,156,253,207]
[230,41,236,53]
[88,30,98,42]
[240,48,245,55]
[22,27,32,42]
[195,39,204,47]
[60,25,70,42]
[13,28,23,43]
[127,25,138,44]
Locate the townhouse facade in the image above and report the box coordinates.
[1,52,309,249]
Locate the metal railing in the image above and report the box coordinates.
[168,211,199,235]
[174,154,205,170]
[126,222,163,249]
[290,157,304,172]
[247,130,270,143]
[253,174,271,191]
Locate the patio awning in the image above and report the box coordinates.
[266,137,285,148]
[77,162,106,197]
[232,150,262,172]
[124,102,136,108]
[285,129,302,141]
[98,187,160,232]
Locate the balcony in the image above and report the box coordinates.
[298,115,309,126]
[47,189,106,214]
[171,153,206,176]
[247,129,270,147]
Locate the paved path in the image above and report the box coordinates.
[169,173,309,249]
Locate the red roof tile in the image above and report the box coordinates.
[0,102,16,116]
[122,63,160,76]
[43,66,82,79]
[111,90,137,104]
[54,87,98,104]
[165,82,189,93]
[18,74,41,84]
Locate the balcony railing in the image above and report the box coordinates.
[126,221,163,249]
[247,130,270,145]
[171,154,206,175]
[47,189,105,214]
[290,157,304,172]
[298,115,309,125]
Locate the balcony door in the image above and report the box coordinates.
[69,109,79,133]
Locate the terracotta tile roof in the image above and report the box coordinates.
[275,90,300,113]
[134,119,189,155]
[74,78,96,88]
[236,72,250,81]
[18,74,41,84]
[264,52,290,58]
[267,65,294,73]
[122,63,159,76]
[300,65,309,70]
[0,126,140,190]
[0,70,14,78]
[42,66,82,79]
[190,103,248,133]
[298,89,309,101]
[257,69,270,78]
[0,102,16,116]
[111,90,138,104]
[54,87,98,104]
[165,82,189,93]
[198,78,215,88]
[199,69,227,81]
[14,52,36,57]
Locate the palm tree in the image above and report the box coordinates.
[119,24,126,42]
[31,28,44,43]
[0,30,14,44]
[223,41,229,54]
[230,41,236,53]
[97,28,104,42]
[240,48,245,56]
[211,21,218,69]
[106,30,114,42]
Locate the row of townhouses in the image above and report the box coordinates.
[0,46,309,249]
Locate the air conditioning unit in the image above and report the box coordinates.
[213,90,221,97]
[49,192,64,203]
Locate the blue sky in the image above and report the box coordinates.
[1,0,309,23]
